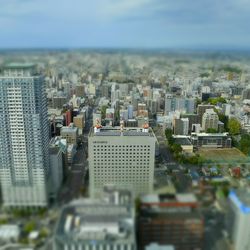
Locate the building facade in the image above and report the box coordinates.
[174,118,189,135]
[190,133,232,149]
[88,126,156,198]
[165,96,195,115]
[197,104,214,124]
[138,193,204,250]
[201,109,219,132]
[0,63,50,207]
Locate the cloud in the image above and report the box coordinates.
[0,0,249,48]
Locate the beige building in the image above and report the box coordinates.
[73,114,85,135]
[202,109,219,132]
[60,124,78,146]
[88,126,156,198]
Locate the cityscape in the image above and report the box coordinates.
[1,1,250,250]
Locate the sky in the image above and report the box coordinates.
[0,0,250,49]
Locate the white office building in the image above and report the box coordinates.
[0,63,50,207]
[88,125,156,198]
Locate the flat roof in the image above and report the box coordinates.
[55,198,134,243]
[61,126,78,133]
[191,132,230,137]
[90,127,155,137]
[4,63,35,69]
[229,189,250,214]
[141,193,197,204]
[173,137,192,145]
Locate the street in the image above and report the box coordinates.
[57,108,93,204]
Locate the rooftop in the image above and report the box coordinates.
[173,136,192,145]
[191,132,230,137]
[4,62,35,69]
[141,193,197,204]
[55,194,135,244]
[229,189,250,214]
[61,126,78,133]
[90,126,155,137]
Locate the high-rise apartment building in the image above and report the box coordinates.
[0,63,50,207]
[88,125,156,198]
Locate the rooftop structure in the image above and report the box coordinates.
[90,126,155,137]
[54,188,136,250]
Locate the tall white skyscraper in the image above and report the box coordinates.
[0,63,50,208]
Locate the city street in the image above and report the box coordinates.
[57,108,93,205]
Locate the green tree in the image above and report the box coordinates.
[171,143,182,154]
[219,114,229,131]
[239,134,250,155]
[40,227,49,238]
[206,128,217,133]
[101,105,108,120]
[24,221,36,234]
[228,118,241,135]
[165,128,173,140]
[208,97,227,105]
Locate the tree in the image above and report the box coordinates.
[239,134,250,155]
[101,105,108,119]
[24,221,36,234]
[165,128,173,140]
[206,128,217,133]
[228,118,241,135]
[218,113,229,131]
[208,97,227,105]
[171,143,182,155]
[40,227,49,238]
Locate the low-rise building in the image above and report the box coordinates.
[73,114,85,135]
[53,188,136,250]
[172,135,193,153]
[60,124,78,146]
[0,225,20,242]
[190,132,231,149]
[138,193,204,250]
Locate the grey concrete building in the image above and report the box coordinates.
[53,187,136,250]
